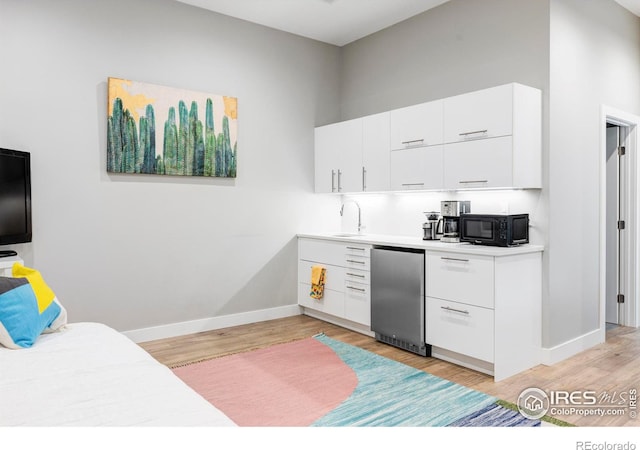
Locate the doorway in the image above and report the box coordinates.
[605,123,625,326]
[601,106,639,334]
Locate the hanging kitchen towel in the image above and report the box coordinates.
[310,265,326,299]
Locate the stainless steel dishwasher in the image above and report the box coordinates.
[370,246,429,356]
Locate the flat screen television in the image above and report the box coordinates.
[0,148,32,257]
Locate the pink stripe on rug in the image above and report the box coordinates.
[172,337,358,426]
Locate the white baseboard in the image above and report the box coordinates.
[540,327,605,366]
[122,304,302,343]
[430,346,494,377]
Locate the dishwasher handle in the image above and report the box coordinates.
[372,245,425,254]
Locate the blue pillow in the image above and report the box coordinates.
[0,273,66,349]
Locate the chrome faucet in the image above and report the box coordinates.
[340,200,363,233]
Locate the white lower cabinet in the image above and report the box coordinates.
[297,259,345,317]
[425,250,542,381]
[298,238,372,331]
[427,252,494,308]
[426,297,494,363]
[344,280,370,325]
[298,281,345,318]
[297,236,542,381]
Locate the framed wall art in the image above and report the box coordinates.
[107,77,237,177]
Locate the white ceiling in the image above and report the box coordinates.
[177,0,640,47]
[616,0,640,16]
[176,0,451,46]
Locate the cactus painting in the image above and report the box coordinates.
[107,77,237,178]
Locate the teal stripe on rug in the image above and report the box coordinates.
[312,334,499,427]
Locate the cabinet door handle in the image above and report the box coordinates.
[362,167,367,191]
[441,306,470,315]
[337,169,342,192]
[346,272,366,278]
[401,183,425,187]
[401,138,424,146]
[346,285,366,292]
[459,180,488,184]
[346,259,366,265]
[459,129,488,137]
[331,170,336,192]
[346,246,366,251]
[441,256,469,262]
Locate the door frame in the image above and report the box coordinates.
[600,105,639,331]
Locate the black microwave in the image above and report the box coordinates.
[460,214,529,247]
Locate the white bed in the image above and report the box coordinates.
[0,322,236,426]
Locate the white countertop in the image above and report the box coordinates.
[297,232,544,257]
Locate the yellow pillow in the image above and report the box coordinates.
[12,263,57,314]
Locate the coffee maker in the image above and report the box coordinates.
[439,200,471,243]
[422,211,440,240]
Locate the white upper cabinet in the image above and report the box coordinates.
[315,112,391,194]
[389,100,444,191]
[443,84,513,143]
[338,120,365,193]
[443,83,542,189]
[390,146,444,191]
[443,136,513,189]
[314,82,542,193]
[390,99,444,150]
[362,112,390,192]
[314,118,363,193]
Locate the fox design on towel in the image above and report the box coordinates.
[310,265,326,299]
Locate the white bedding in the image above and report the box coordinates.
[0,322,236,426]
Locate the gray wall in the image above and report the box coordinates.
[548,0,640,346]
[0,0,342,331]
[338,0,550,121]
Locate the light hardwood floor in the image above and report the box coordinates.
[139,314,640,427]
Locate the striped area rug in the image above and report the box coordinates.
[311,334,539,427]
[173,333,540,427]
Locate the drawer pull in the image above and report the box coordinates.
[362,167,367,191]
[346,246,366,251]
[459,129,488,137]
[458,180,488,184]
[401,138,425,146]
[346,259,366,265]
[346,272,366,278]
[401,183,425,187]
[346,285,366,292]
[441,306,470,315]
[441,256,469,262]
